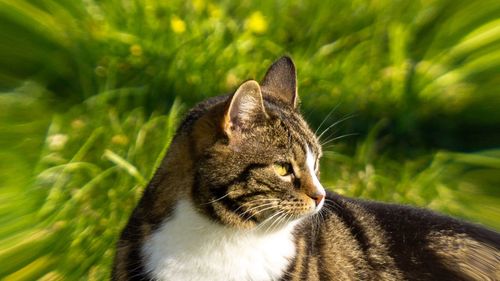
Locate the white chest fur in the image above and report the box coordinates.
[142,200,297,281]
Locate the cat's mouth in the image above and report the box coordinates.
[243,196,322,232]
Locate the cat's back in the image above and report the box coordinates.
[288,192,500,281]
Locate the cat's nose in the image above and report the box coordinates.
[308,193,324,206]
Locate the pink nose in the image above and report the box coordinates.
[308,193,324,206]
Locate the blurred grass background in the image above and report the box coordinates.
[1,0,499,279]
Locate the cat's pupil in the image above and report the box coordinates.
[273,162,293,177]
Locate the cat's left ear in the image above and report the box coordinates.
[223,80,267,138]
[261,56,298,108]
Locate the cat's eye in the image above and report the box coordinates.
[274,162,293,177]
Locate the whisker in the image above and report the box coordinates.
[321,133,359,147]
[319,128,340,145]
[314,102,342,135]
[241,204,278,223]
[201,191,234,205]
[317,207,327,229]
[265,211,286,233]
[324,198,342,213]
[257,210,284,233]
[276,212,293,233]
[246,198,281,202]
[234,201,275,217]
[239,202,276,214]
[274,212,291,232]
[202,192,280,206]
[317,113,357,141]
[232,198,280,213]
[274,211,293,232]
[284,213,295,227]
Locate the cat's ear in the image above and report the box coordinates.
[261,56,298,108]
[223,80,267,137]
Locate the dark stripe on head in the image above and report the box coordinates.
[194,163,270,224]
[264,98,320,156]
[232,190,270,201]
[212,190,258,223]
[254,178,281,192]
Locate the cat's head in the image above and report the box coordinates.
[186,57,325,231]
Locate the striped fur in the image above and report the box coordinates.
[112,57,500,281]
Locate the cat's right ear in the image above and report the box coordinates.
[223,80,267,140]
[261,56,298,108]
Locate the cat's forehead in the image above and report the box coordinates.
[263,100,321,158]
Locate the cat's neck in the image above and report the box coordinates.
[142,199,298,281]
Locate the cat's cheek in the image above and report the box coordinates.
[294,193,319,215]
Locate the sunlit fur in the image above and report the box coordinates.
[113,57,500,281]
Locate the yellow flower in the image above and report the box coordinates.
[171,16,186,33]
[208,4,222,19]
[193,0,205,12]
[130,44,142,56]
[245,11,268,34]
[111,134,129,146]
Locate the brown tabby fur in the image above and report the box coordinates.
[113,57,500,281]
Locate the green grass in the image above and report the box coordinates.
[0,0,499,279]
[1,86,182,280]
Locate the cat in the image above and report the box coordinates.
[112,56,500,281]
